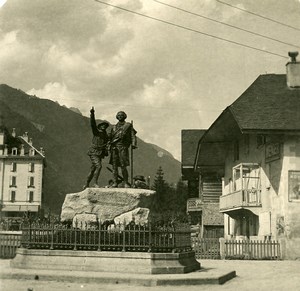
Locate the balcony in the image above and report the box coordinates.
[220,163,262,214]
[187,198,203,212]
[220,189,261,212]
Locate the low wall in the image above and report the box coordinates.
[11,249,200,274]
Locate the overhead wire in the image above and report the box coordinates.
[217,0,300,32]
[94,0,287,59]
[153,0,300,49]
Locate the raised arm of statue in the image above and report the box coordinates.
[90,107,98,136]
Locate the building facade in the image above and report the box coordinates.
[182,130,224,238]
[0,125,45,219]
[195,52,300,259]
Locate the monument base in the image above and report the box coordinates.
[11,248,200,274]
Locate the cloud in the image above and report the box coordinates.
[26,82,76,107]
[0,0,295,160]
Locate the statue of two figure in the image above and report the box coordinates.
[83,107,137,189]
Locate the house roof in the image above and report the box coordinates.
[195,73,300,169]
[230,74,300,132]
[181,129,205,167]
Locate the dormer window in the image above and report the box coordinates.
[29,148,35,156]
[12,147,18,156]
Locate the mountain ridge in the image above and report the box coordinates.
[0,84,181,213]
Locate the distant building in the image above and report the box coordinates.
[195,52,300,259]
[181,130,224,238]
[0,124,45,219]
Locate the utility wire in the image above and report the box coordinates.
[153,0,300,49]
[94,0,286,59]
[217,0,300,32]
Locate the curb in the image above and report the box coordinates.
[0,269,236,286]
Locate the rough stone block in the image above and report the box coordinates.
[61,188,156,222]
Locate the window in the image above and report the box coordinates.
[288,171,300,201]
[10,190,16,202]
[232,163,261,193]
[257,135,266,148]
[12,147,18,155]
[233,140,239,161]
[11,162,17,172]
[9,176,17,187]
[29,149,35,156]
[28,176,35,188]
[28,163,35,173]
[28,191,34,203]
[244,135,250,155]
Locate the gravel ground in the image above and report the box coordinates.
[1,259,300,291]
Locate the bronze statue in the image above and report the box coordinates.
[108,111,137,188]
[83,107,109,189]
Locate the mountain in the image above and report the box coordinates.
[0,84,181,213]
[145,143,175,159]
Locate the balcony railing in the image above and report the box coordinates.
[187,198,202,211]
[220,189,261,211]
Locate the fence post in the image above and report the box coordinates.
[73,220,77,251]
[219,238,226,260]
[278,238,286,260]
[97,220,101,252]
[122,220,126,252]
[148,220,152,253]
[27,221,32,249]
[50,223,54,250]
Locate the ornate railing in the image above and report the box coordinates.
[20,221,192,253]
[187,198,202,211]
[220,189,261,211]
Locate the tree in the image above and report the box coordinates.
[151,167,188,220]
[152,166,166,194]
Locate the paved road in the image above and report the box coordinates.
[1,259,300,291]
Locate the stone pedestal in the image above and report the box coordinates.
[11,248,200,274]
[61,188,156,223]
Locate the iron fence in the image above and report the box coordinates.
[21,221,192,253]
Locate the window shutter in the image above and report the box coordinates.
[10,176,13,186]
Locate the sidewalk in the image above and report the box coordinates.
[1,259,300,291]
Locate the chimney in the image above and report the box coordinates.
[4,144,8,155]
[286,51,300,88]
[12,128,16,137]
[29,138,33,146]
[20,144,25,156]
[23,132,28,142]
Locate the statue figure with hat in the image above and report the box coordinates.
[83,107,109,189]
[133,175,149,189]
[108,111,137,188]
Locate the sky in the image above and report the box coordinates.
[1,0,300,160]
